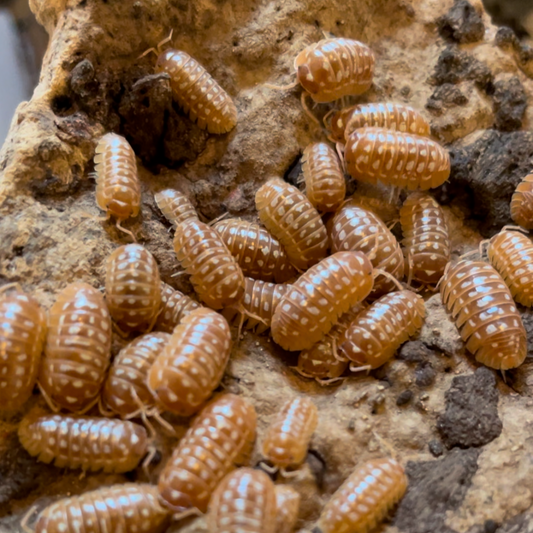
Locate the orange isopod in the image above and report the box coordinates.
[101,332,170,418]
[32,484,170,533]
[214,218,297,283]
[294,38,375,103]
[301,142,346,213]
[272,252,373,351]
[105,244,162,332]
[399,192,450,286]
[38,282,112,413]
[511,173,533,229]
[487,229,533,306]
[154,188,198,227]
[18,414,148,473]
[345,127,450,190]
[329,203,404,296]
[255,178,329,271]
[315,458,407,533]
[155,49,237,134]
[207,468,277,533]
[148,307,231,416]
[155,282,202,334]
[440,260,527,370]
[275,485,301,533]
[261,397,318,471]
[158,393,257,513]
[0,287,46,412]
[94,133,141,239]
[339,290,425,371]
[174,219,245,309]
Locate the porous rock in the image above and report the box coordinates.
[492,76,527,131]
[437,0,485,44]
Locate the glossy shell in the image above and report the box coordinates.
[274,485,301,533]
[440,260,527,370]
[510,173,533,229]
[155,282,202,334]
[154,188,198,227]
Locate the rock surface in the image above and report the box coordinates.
[2,0,533,532]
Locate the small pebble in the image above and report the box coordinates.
[428,439,444,457]
[396,390,413,406]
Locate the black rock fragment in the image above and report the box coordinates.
[428,440,444,457]
[415,361,436,388]
[492,77,527,132]
[396,390,413,406]
[398,340,439,363]
[437,0,484,44]
[426,83,469,116]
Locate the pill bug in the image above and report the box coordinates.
[261,397,318,471]
[274,485,301,533]
[155,282,202,334]
[300,142,346,213]
[272,252,373,351]
[511,173,533,229]
[399,192,450,286]
[255,178,329,271]
[105,244,162,332]
[31,483,170,533]
[38,282,112,413]
[328,105,360,143]
[174,219,245,309]
[0,287,46,413]
[487,229,533,306]
[207,468,277,533]
[440,260,527,370]
[94,133,141,240]
[101,332,170,418]
[223,277,290,334]
[154,188,198,227]
[148,307,231,416]
[18,414,148,473]
[315,458,407,533]
[345,191,400,223]
[345,127,450,190]
[155,48,237,134]
[213,218,297,283]
[329,203,404,296]
[158,393,257,513]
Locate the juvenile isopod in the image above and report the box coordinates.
[174,219,245,309]
[345,127,450,190]
[148,307,231,416]
[255,178,329,271]
[274,485,301,533]
[315,458,407,533]
[105,244,162,332]
[29,484,169,533]
[399,192,450,286]
[510,173,533,229]
[155,282,202,334]
[301,142,346,213]
[18,414,148,473]
[339,290,425,371]
[440,260,527,370]
[271,252,373,351]
[0,287,46,413]
[261,397,318,471]
[154,188,198,227]
[158,393,257,513]
[214,218,297,283]
[94,132,141,240]
[38,282,112,413]
[207,468,277,533]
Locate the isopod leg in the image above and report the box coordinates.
[116,219,137,243]
[332,337,348,363]
[37,383,61,413]
[316,376,346,386]
[264,78,299,91]
[280,467,304,480]
[349,363,372,374]
[301,92,321,125]
[207,211,229,226]
[98,396,116,417]
[129,387,157,439]
[258,461,279,475]
[149,408,177,436]
[323,108,335,130]
[172,508,202,523]
[142,445,158,477]
[0,282,24,294]
[20,505,38,533]
[373,268,404,292]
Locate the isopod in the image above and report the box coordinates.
[101,332,170,418]
[158,393,257,513]
[510,173,533,229]
[105,244,162,332]
[345,127,450,190]
[38,282,112,413]
[440,260,527,370]
[271,252,373,351]
[0,287,46,412]
[148,307,231,416]
[213,218,297,283]
[274,485,301,533]
[94,133,141,240]
[154,188,198,227]
[261,397,318,471]
[301,142,346,213]
[31,484,169,533]
[155,282,202,334]
[315,458,407,533]
[255,178,328,271]
[487,229,533,306]
[207,468,277,533]
[399,192,450,286]
[174,219,245,309]
[155,48,237,134]
[18,414,148,473]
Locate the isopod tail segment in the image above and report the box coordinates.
[139,29,174,59]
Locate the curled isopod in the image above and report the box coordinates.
[154,188,198,227]
[274,485,301,533]
[155,282,202,334]
[510,173,533,229]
